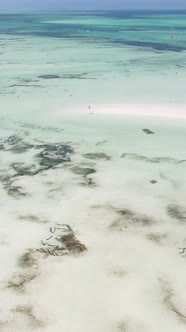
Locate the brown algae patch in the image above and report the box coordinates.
[109,268,127,278]
[19,215,49,224]
[17,250,37,269]
[37,224,87,257]
[96,140,108,146]
[111,209,154,230]
[121,153,186,164]
[160,279,186,323]
[61,233,87,253]
[116,322,127,331]
[8,250,38,293]
[7,271,37,293]
[167,204,186,222]
[0,175,28,198]
[147,233,168,245]
[6,184,28,199]
[11,305,45,329]
[4,135,34,154]
[11,162,37,176]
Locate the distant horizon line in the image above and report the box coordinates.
[0,9,186,14]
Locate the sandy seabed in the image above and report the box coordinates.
[0,105,186,332]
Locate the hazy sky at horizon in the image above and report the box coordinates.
[0,0,186,11]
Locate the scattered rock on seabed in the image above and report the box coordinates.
[38,74,61,79]
[142,128,154,135]
[150,180,157,184]
[83,152,111,160]
[37,224,87,257]
[70,166,96,177]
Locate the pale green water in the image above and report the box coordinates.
[0,11,186,122]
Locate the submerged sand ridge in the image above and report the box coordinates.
[0,115,186,331]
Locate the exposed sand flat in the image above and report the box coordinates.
[54,103,186,119]
[94,104,186,119]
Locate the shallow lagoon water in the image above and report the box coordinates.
[1,11,186,121]
[1,11,186,332]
